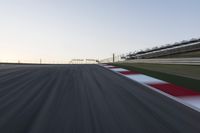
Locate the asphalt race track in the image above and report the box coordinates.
[0,64,200,133]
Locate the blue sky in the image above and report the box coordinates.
[0,0,200,62]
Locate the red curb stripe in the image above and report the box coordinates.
[119,71,141,75]
[149,83,200,97]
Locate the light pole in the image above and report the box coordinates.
[113,53,115,63]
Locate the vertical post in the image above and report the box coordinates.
[40,59,42,64]
[113,53,115,63]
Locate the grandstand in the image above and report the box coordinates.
[124,38,200,60]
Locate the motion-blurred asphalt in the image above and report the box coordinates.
[0,64,200,133]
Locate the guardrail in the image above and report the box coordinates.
[118,58,200,65]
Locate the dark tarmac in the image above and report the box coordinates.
[0,64,200,133]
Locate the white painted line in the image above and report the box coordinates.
[110,68,129,72]
[180,96,200,109]
[104,65,115,68]
[125,74,167,84]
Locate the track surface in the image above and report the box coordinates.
[0,64,200,133]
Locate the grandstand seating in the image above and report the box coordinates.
[125,38,200,59]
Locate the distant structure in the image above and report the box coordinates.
[69,59,84,64]
[99,37,200,63]
[69,59,98,64]
[123,38,200,59]
[86,59,98,64]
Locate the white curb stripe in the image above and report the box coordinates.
[125,74,167,84]
[104,65,115,68]
[110,68,129,72]
[180,96,200,109]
